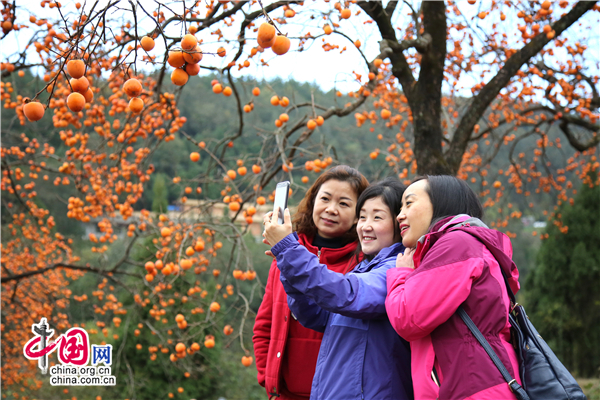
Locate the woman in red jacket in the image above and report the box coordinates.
[253,165,368,400]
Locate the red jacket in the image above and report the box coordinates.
[252,233,357,399]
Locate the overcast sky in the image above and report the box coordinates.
[2,1,598,97]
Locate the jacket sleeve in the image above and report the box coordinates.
[385,232,484,342]
[282,276,330,332]
[272,233,393,319]
[252,258,277,388]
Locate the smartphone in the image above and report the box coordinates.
[273,181,290,224]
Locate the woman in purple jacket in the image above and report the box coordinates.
[264,179,413,400]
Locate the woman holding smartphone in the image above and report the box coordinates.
[253,166,368,400]
[263,178,413,400]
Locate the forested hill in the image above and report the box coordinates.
[139,74,379,208]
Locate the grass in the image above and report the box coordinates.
[579,378,600,400]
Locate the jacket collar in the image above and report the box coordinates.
[296,232,358,266]
[418,214,488,247]
[413,215,488,269]
[412,215,520,294]
[355,242,405,272]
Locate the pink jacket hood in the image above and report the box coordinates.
[421,214,520,294]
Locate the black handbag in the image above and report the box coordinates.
[457,257,587,400]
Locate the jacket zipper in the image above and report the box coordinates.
[293,249,320,322]
[360,333,368,400]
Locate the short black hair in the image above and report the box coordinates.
[411,175,483,229]
[354,178,406,262]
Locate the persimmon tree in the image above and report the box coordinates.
[354,0,599,235]
[0,0,371,396]
[1,0,599,396]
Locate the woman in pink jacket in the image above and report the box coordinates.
[386,175,523,400]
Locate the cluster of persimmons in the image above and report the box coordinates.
[0,0,315,391]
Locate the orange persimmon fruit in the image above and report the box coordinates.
[23,101,45,122]
[70,77,89,93]
[183,45,202,64]
[129,97,144,113]
[272,35,290,55]
[185,63,200,76]
[181,34,198,50]
[123,78,143,97]
[241,356,253,367]
[257,23,276,48]
[67,59,85,78]
[67,92,86,112]
[141,36,155,51]
[83,88,94,103]
[210,302,221,312]
[171,68,189,86]
[204,337,215,348]
[167,51,185,68]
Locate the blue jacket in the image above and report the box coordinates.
[272,233,413,400]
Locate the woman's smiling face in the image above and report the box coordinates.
[357,196,396,255]
[312,179,358,239]
[397,179,434,249]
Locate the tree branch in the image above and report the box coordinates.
[357,1,416,100]
[385,1,399,18]
[559,120,600,152]
[1,262,139,284]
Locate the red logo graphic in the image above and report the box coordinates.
[24,318,90,373]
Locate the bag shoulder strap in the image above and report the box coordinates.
[457,306,530,400]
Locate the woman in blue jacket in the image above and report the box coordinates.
[264,179,413,400]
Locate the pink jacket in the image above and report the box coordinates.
[386,215,522,400]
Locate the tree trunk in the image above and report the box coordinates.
[411,1,451,176]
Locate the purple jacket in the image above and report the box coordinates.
[272,233,413,400]
[386,215,522,400]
